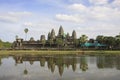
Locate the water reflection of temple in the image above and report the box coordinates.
[0,55,120,76]
[13,55,88,76]
[97,55,120,70]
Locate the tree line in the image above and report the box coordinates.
[0,39,11,49]
[34,26,120,49]
[1,26,120,49]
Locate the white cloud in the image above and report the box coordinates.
[68,4,119,21]
[56,14,85,23]
[0,15,18,23]
[77,24,119,32]
[76,23,120,38]
[111,0,120,7]
[89,0,109,5]
[8,11,32,17]
[113,0,120,5]
[58,3,120,22]
[23,21,59,33]
[0,11,32,23]
[68,3,88,11]
[55,2,120,38]
[0,0,120,42]
[23,22,33,27]
[90,6,120,21]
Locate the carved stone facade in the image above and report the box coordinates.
[12,26,78,49]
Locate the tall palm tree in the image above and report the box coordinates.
[24,28,29,41]
[15,35,18,40]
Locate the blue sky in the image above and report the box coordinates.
[0,0,120,42]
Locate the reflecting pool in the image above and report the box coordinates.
[0,54,120,80]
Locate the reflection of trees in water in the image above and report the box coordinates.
[116,56,120,70]
[47,57,56,73]
[0,57,2,66]
[24,57,28,75]
[58,65,64,76]
[13,56,23,65]
[12,55,81,76]
[40,57,46,67]
[80,56,88,71]
[65,58,71,68]
[29,60,34,65]
[104,55,114,68]
[56,57,64,76]
[71,57,77,72]
[24,69,28,75]
[97,55,120,70]
[51,63,55,73]
[97,56,105,68]
[47,57,54,70]
[10,55,120,76]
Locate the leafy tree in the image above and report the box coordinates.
[3,42,12,48]
[114,34,120,49]
[96,35,104,43]
[0,39,3,48]
[115,35,120,40]
[103,36,115,49]
[115,39,120,49]
[56,38,64,48]
[74,39,79,47]
[79,35,88,44]
[0,39,11,48]
[88,38,95,43]
[48,39,54,47]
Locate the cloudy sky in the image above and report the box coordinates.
[0,0,120,42]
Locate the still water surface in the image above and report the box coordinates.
[0,54,120,80]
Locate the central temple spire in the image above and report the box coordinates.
[58,25,64,37]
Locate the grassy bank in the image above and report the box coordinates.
[0,50,120,56]
[0,50,82,55]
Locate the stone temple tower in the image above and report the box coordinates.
[58,25,64,37]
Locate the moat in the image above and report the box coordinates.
[0,53,120,80]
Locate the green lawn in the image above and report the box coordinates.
[0,50,120,56]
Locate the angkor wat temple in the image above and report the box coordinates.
[12,26,79,50]
[12,26,104,50]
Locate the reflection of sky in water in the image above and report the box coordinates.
[0,55,120,80]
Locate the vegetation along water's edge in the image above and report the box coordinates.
[0,50,120,56]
